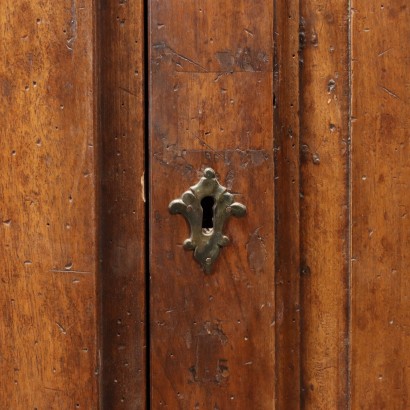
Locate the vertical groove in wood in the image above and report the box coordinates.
[347,1,353,406]
[274,0,301,408]
[351,1,410,408]
[299,0,350,407]
[0,1,100,408]
[100,0,146,408]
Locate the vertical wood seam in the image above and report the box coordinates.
[298,2,305,407]
[143,0,150,408]
[273,0,279,404]
[95,0,103,407]
[347,0,353,408]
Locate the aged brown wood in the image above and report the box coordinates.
[274,0,301,408]
[3,2,410,408]
[149,2,276,408]
[351,1,410,408]
[0,1,100,408]
[100,0,146,408]
[299,0,350,407]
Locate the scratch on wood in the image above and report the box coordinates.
[153,43,208,72]
[49,269,92,274]
[379,85,400,99]
[118,86,137,97]
[56,322,67,334]
[193,134,220,157]
[141,171,146,202]
[44,386,64,393]
[378,48,392,57]
[246,227,267,274]
[213,72,230,82]
[66,0,78,51]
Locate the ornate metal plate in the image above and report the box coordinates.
[169,168,246,274]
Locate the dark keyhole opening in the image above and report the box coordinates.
[201,196,215,229]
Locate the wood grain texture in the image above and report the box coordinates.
[100,0,146,408]
[274,0,301,408]
[149,1,276,408]
[351,1,410,408]
[0,1,100,408]
[299,0,350,408]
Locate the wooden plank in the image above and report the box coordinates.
[274,0,301,407]
[149,2,276,408]
[351,1,410,407]
[0,1,99,408]
[100,0,146,408]
[299,0,350,407]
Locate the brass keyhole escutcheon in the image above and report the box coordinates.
[168,168,247,274]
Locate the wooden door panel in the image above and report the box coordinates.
[149,1,276,408]
[0,1,99,408]
[299,0,350,408]
[351,0,410,408]
[1,1,409,408]
[151,1,273,73]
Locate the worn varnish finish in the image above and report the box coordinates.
[2,1,410,408]
[351,1,410,408]
[0,1,99,408]
[100,0,146,408]
[149,1,276,408]
[274,0,301,408]
[299,0,350,408]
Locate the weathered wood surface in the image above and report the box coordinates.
[100,0,146,408]
[274,0,301,407]
[299,0,350,408]
[351,0,410,408]
[149,1,276,408]
[2,1,410,408]
[0,1,100,408]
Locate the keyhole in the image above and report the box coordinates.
[201,196,215,231]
